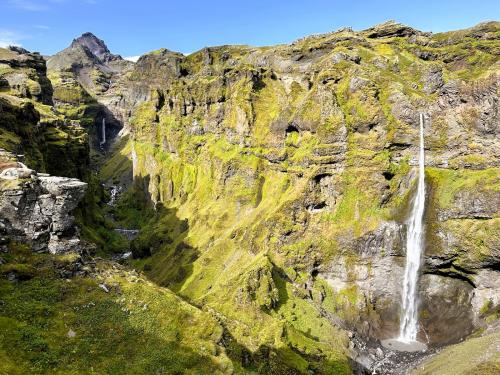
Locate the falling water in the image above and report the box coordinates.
[131,143,137,178]
[399,113,426,343]
[100,118,106,147]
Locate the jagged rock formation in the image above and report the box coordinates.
[72,32,123,64]
[0,150,87,253]
[47,32,131,76]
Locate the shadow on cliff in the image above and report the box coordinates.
[105,177,353,373]
[93,104,123,152]
[220,325,351,374]
[117,174,199,292]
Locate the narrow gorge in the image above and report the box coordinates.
[0,20,498,375]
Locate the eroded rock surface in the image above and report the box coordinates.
[86,21,499,363]
[0,150,87,253]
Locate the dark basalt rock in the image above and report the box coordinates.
[72,32,123,63]
[364,21,426,39]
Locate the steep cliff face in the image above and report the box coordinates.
[47,33,133,150]
[95,21,499,372]
[0,43,240,375]
[0,46,90,179]
[0,46,53,104]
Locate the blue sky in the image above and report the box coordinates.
[0,0,498,59]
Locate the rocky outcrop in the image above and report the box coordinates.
[0,46,53,104]
[0,150,87,253]
[363,20,427,39]
[72,32,123,64]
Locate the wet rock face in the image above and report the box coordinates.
[321,214,494,347]
[0,156,87,253]
[322,222,406,339]
[419,274,475,345]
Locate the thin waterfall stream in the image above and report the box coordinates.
[399,113,426,342]
[100,118,106,147]
[382,113,427,352]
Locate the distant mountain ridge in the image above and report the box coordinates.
[47,31,130,72]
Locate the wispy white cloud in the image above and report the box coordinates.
[7,0,48,11]
[34,24,50,30]
[7,0,96,12]
[0,29,24,48]
[124,55,141,62]
[7,0,80,11]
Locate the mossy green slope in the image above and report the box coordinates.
[0,244,234,375]
[412,331,500,375]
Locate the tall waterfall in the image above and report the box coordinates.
[100,118,106,146]
[399,113,426,343]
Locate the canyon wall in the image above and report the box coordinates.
[0,21,498,374]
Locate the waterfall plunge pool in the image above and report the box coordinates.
[380,338,427,352]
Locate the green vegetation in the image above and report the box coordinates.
[0,245,233,375]
[413,331,500,375]
[426,167,499,208]
[116,20,499,373]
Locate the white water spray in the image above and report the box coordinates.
[399,113,426,343]
[131,142,137,178]
[100,118,106,147]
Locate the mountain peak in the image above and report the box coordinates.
[71,32,122,62]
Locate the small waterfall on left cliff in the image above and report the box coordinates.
[382,113,427,352]
[100,118,106,147]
